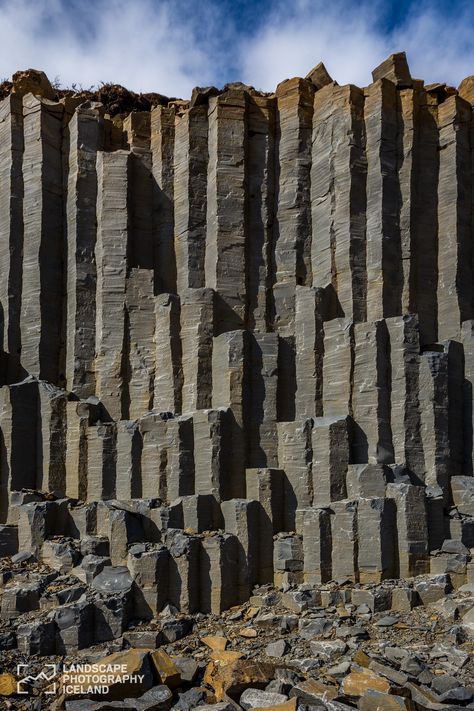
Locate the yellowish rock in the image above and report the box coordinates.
[0,673,16,696]
[204,659,274,700]
[201,635,229,651]
[150,649,181,688]
[342,668,391,696]
[210,650,245,665]
[253,699,297,711]
[61,649,152,700]
[239,627,257,638]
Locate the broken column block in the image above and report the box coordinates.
[0,525,18,556]
[21,95,64,383]
[125,115,153,272]
[154,293,182,414]
[246,94,275,330]
[139,413,169,500]
[248,332,279,467]
[419,350,450,498]
[372,52,412,86]
[151,105,176,293]
[311,83,367,322]
[181,494,222,533]
[273,534,304,587]
[277,419,313,530]
[451,476,474,516]
[126,268,155,420]
[295,286,325,418]
[200,533,238,614]
[166,415,194,501]
[109,508,144,566]
[193,408,232,501]
[387,315,424,476]
[17,501,50,556]
[444,339,465,480]
[0,93,23,380]
[357,497,397,583]
[306,61,333,89]
[65,102,105,397]
[128,544,169,617]
[36,381,67,494]
[212,330,248,498]
[297,508,332,584]
[437,95,473,341]
[346,463,389,499]
[95,150,129,420]
[386,482,429,577]
[221,499,260,601]
[352,320,393,464]
[322,318,353,416]
[86,423,117,502]
[180,288,214,412]
[116,421,142,500]
[174,105,208,293]
[166,528,200,613]
[312,416,349,507]
[205,90,246,333]
[462,321,474,476]
[331,500,358,582]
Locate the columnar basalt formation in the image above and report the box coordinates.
[0,56,474,627]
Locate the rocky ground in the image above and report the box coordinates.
[1,555,474,710]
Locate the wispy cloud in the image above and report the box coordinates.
[0,0,472,97]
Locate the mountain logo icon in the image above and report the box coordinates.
[16,664,58,695]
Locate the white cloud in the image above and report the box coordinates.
[0,0,217,96]
[239,0,474,90]
[0,0,472,97]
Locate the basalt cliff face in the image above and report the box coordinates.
[0,54,474,624]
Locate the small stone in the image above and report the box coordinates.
[11,551,34,563]
[310,639,347,660]
[201,635,228,651]
[265,640,289,658]
[0,673,16,696]
[240,689,288,710]
[375,615,399,627]
[150,650,181,688]
[240,627,257,638]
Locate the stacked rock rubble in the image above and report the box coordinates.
[0,55,474,627]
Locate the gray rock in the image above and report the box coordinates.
[240,689,288,710]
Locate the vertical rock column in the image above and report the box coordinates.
[65,102,104,397]
[166,415,194,501]
[437,95,473,341]
[116,420,142,500]
[246,95,275,330]
[247,332,279,467]
[139,413,169,500]
[352,320,393,464]
[200,533,238,614]
[331,500,358,582]
[245,467,284,581]
[151,106,176,294]
[180,288,214,413]
[65,400,89,500]
[462,320,474,476]
[154,293,182,414]
[295,286,325,418]
[221,499,259,601]
[297,508,332,584]
[386,482,429,577]
[0,381,38,522]
[193,408,232,501]
[273,78,313,420]
[0,94,23,380]
[21,95,64,384]
[86,423,117,502]
[205,90,247,333]
[322,318,353,417]
[357,497,397,583]
[419,350,450,499]
[311,83,367,321]
[174,105,208,293]
[36,382,67,494]
[212,330,248,498]
[387,315,424,477]
[95,150,129,421]
[126,268,155,419]
[364,79,402,321]
[312,416,349,507]
[277,418,313,530]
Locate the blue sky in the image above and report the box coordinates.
[0,0,472,96]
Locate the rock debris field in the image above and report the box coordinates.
[0,54,474,707]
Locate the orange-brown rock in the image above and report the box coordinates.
[11,69,55,100]
[342,668,391,697]
[204,659,274,700]
[0,672,16,696]
[150,649,181,688]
